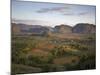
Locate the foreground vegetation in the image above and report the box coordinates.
[11,34,96,74]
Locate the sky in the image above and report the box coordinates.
[12,0,96,27]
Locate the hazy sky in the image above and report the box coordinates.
[12,0,96,27]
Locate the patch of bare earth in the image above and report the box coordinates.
[53,56,79,65]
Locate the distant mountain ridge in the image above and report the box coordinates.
[12,23,96,35]
[54,24,72,33]
[72,23,96,34]
[12,23,50,36]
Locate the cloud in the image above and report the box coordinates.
[36,6,70,13]
[36,6,89,17]
[63,13,75,16]
[63,12,89,16]
[77,12,89,15]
